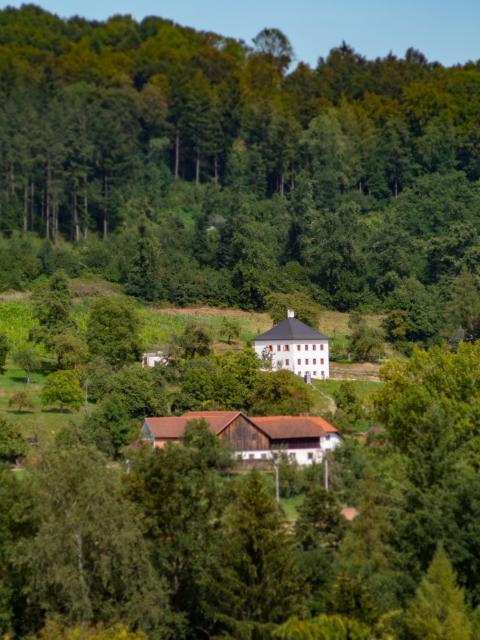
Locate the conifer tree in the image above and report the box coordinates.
[405,544,471,640]
[207,471,305,639]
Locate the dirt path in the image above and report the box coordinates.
[330,362,381,382]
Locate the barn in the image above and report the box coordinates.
[142,411,341,465]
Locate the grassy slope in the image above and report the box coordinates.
[0,278,384,442]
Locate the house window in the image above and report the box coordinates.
[285,359,290,366]
[297,344,301,351]
[320,344,324,351]
[249,454,255,459]
[304,344,308,350]
[284,344,290,351]
[313,371,317,376]
[277,344,281,351]
[308,452,314,460]
[305,358,309,365]
[261,453,267,459]
[320,358,324,364]
[312,344,316,351]
[313,358,317,365]
[297,359,301,365]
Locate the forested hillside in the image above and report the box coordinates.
[2,4,480,350]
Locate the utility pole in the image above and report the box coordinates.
[274,460,280,503]
[324,456,329,492]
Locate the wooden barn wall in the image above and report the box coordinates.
[220,416,270,451]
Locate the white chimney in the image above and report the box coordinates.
[287,309,295,318]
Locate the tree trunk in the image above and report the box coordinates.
[9,164,15,197]
[45,162,50,241]
[75,533,91,622]
[30,180,34,231]
[214,155,219,187]
[394,179,399,198]
[103,174,109,239]
[195,153,200,185]
[53,197,59,243]
[83,182,88,239]
[72,188,80,242]
[174,129,180,179]
[23,180,28,232]
[280,172,285,197]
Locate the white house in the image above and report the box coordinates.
[253,310,330,380]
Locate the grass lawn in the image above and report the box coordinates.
[280,493,305,521]
[0,364,86,442]
[315,378,383,401]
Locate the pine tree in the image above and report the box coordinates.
[207,471,305,639]
[125,221,164,302]
[405,544,471,640]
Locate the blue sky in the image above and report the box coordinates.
[5,0,480,67]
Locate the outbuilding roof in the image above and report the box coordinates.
[144,411,258,439]
[251,415,338,439]
[254,317,329,342]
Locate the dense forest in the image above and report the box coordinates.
[2,5,480,349]
[4,5,480,639]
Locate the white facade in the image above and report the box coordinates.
[235,433,341,466]
[142,351,168,368]
[254,338,330,380]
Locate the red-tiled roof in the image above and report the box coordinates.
[252,415,338,439]
[341,507,359,522]
[144,412,241,439]
[144,412,339,441]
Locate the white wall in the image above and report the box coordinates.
[254,339,330,379]
[236,435,341,466]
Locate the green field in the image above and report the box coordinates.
[0,363,87,442]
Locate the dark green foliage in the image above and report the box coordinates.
[86,296,142,369]
[206,472,305,638]
[30,271,75,348]
[333,382,367,432]
[126,441,224,637]
[0,9,478,326]
[404,545,471,640]
[295,485,346,613]
[17,444,169,635]
[179,349,260,411]
[332,470,400,624]
[125,221,165,302]
[251,369,315,415]
[183,418,234,470]
[168,322,212,363]
[348,313,384,363]
[84,364,168,456]
[0,416,26,463]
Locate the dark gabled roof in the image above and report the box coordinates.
[254,317,329,342]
